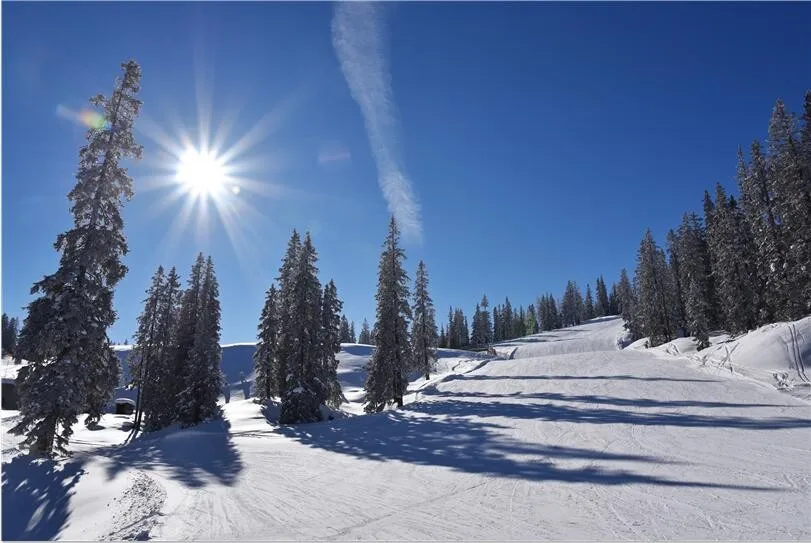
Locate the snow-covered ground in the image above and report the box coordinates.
[3,317,811,540]
[628,315,811,401]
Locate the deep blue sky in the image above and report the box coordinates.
[3,2,810,343]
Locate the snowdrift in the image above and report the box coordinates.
[628,315,811,400]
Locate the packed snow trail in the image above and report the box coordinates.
[4,317,811,540]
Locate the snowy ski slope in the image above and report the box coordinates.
[3,316,810,540]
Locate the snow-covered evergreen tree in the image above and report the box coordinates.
[616,268,640,340]
[358,318,372,345]
[666,229,688,336]
[411,260,438,380]
[634,230,678,347]
[766,99,811,319]
[141,266,182,431]
[583,284,596,320]
[129,265,166,429]
[1,313,18,358]
[317,280,344,409]
[12,60,143,456]
[675,213,716,349]
[364,217,412,413]
[280,233,323,424]
[595,276,610,317]
[253,284,280,403]
[339,315,352,343]
[274,231,302,401]
[705,185,758,333]
[178,256,222,427]
[349,320,357,343]
[525,303,538,334]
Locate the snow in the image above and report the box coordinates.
[628,315,811,401]
[4,317,811,540]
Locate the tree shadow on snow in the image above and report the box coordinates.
[443,374,722,384]
[408,399,811,431]
[421,389,789,410]
[1,455,85,540]
[101,417,243,488]
[277,409,780,491]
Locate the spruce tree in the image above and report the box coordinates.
[471,304,483,346]
[12,61,142,456]
[129,266,166,429]
[595,276,610,317]
[526,304,538,334]
[584,284,596,320]
[364,217,412,412]
[706,184,758,333]
[339,315,352,343]
[358,318,372,345]
[1,313,18,358]
[178,256,222,427]
[666,229,688,336]
[317,280,344,409]
[280,233,323,424]
[275,231,302,400]
[617,268,640,340]
[411,260,438,380]
[634,230,678,346]
[349,320,357,343]
[142,266,182,431]
[254,284,280,403]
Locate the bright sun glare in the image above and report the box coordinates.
[176,148,228,196]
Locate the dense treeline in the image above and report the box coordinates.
[622,93,811,349]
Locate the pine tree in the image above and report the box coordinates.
[608,283,620,315]
[364,217,412,412]
[254,284,280,403]
[349,320,357,343]
[480,295,492,344]
[595,276,610,317]
[584,284,595,320]
[280,233,323,424]
[503,298,514,338]
[141,266,182,431]
[178,256,222,427]
[766,99,811,318]
[526,304,538,334]
[471,303,483,346]
[1,313,18,357]
[339,315,352,343]
[675,213,716,349]
[616,268,640,340]
[172,254,206,413]
[274,231,302,400]
[411,260,438,380]
[706,184,758,333]
[561,281,583,327]
[438,325,447,349]
[358,318,372,345]
[666,229,688,336]
[738,142,787,322]
[12,61,142,456]
[317,280,344,409]
[634,230,678,346]
[512,305,526,338]
[129,265,167,429]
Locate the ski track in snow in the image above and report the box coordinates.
[3,316,811,540]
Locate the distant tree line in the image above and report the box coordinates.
[620,93,811,349]
[1,313,19,359]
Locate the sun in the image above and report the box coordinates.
[176,148,228,197]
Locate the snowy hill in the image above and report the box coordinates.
[628,315,811,401]
[3,317,810,540]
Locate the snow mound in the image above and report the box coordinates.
[629,315,811,400]
[102,471,166,541]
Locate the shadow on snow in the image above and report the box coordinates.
[101,417,243,489]
[2,456,85,541]
[277,408,780,492]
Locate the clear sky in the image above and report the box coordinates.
[3,2,810,344]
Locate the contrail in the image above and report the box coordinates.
[332,2,422,241]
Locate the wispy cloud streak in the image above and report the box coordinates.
[332,2,422,241]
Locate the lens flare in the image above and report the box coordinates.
[56,104,109,130]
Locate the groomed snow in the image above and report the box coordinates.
[3,317,811,540]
